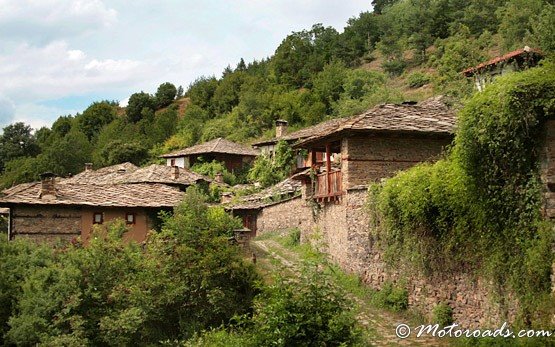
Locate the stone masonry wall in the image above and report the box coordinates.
[301,189,519,328]
[12,205,81,242]
[342,135,451,188]
[256,196,312,235]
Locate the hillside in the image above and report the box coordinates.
[0,0,554,188]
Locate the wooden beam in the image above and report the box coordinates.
[326,143,331,196]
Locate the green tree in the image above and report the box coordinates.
[528,4,555,53]
[97,139,148,166]
[249,265,360,346]
[186,76,219,110]
[77,101,117,141]
[372,0,399,14]
[312,61,348,113]
[248,140,295,187]
[0,236,53,345]
[50,115,74,138]
[126,92,155,123]
[497,0,544,51]
[155,82,177,109]
[0,122,40,173]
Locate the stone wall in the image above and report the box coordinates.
[541,119,555,218]
[256,196,312,235]
[341,135,451,188]
[301,188,519,328]
[11,205,81,242]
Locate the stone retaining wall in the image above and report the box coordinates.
[300,188,519,328]
[256,196,312,235]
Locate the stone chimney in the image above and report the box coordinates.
[39,172,57,200]
[221,191,233,204]
[84,163,93,171]
[276,119,288,138]
[215,172,224,184]
[173,165,180,179]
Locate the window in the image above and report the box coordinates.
[125,212,136,225]
[93,212,103,224]
[170,159,176,166]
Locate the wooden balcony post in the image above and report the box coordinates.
[326,143,331,195]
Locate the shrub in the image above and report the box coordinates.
[284,228,301,247]
[249,264,361,346]
[407,71,431,88]
[382,59,407,76]
[4,188,259,345]
[191,159,237,185]
[432,302,453,326]
[373,281,408,312]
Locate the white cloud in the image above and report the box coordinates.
[0,41,146,102]
[68,49,86,61]
[0,94,15,126]
[0,0,117,44]
[13,103,79,130]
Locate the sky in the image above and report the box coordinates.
[0,0,372,130]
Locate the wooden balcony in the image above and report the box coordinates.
[314,170,343,202]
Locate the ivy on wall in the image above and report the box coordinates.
[369,61,555,326]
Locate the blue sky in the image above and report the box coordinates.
[0,0,372,130]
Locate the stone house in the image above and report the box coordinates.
[0,163,211,243]
[160,137,259,172]
[293,97,456,202]
[63,162,210,190]
[252,118,345,169]
[463,46,543,91]
[225,176,305,236]
[0,174,184,243]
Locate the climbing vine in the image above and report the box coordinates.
[369,61,555,326]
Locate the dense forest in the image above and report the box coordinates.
[0,0,554,188]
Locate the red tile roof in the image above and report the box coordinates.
[462,47,543,76]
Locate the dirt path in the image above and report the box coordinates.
[251,238,448,347]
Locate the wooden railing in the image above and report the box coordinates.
[314,170,342,201]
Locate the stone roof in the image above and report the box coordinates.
[119,164,210,186]
[61,163,209,187]
[252,118,346,147]
[160,137,259,158]
[227,177,302,210]
[62,162,139,185]
[295,97,456,148]
[0,181,184,208]
[462,46,543,76]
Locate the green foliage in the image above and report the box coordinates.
[248,265,361,346]
[370,61,555,324]
[0,235,53,345]
[248,140,295,187]
[191,159,237,185]
[77,101,117,141]
[432,302,453,326]
[372,281,408,312]
[285,228,301,247]
[186,76,218,110]
[97,139,148,167]
[0,122,40,173]
[407,71,431,88]
[528,4,555,53]
[155,82,177,108]
[497,0,544,51]
[2,189,259,344]
[381,58,407,76]
[126,92,155,123]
